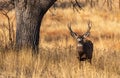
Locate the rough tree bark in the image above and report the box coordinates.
[14,0,56,52]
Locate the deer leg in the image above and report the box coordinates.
[86,52,92,64]
[78,52,86,61]
[88,59,92,64]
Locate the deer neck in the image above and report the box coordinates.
[77,43,83,47]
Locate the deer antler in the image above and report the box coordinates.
[83,21,92,38]
[68,23,73,33]
[67,23,78,39]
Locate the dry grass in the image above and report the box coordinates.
[0,47,119,78]
[0,3,120,78]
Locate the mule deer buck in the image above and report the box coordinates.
[68,22,93,64]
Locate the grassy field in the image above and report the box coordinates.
[0,2,120,78]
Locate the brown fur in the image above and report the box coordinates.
[77,39,93,64]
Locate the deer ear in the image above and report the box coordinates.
[83,32,90,38]
[67,23,78,39]
[82,21,92,38]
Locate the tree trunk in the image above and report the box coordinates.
[15,0,56,52]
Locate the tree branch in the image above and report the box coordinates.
[0,0,14,11]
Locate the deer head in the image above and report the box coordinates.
[68,21,92,43]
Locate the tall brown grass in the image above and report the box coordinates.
[0,3,120,78]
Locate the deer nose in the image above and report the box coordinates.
[77,38,82,42]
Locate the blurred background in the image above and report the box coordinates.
[0,0,120,78]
